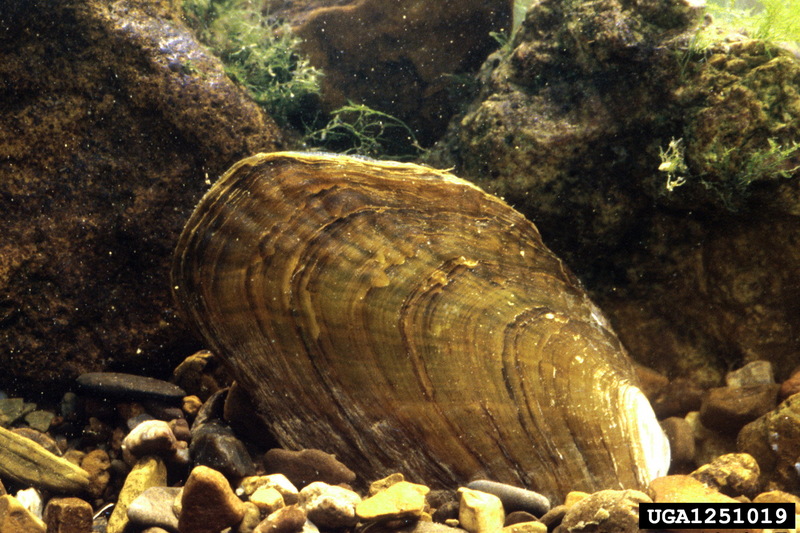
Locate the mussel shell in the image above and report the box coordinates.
[172,152,669,501]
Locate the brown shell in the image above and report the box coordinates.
[172,152,669,501]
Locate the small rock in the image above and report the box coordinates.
[0,494,46,533]
[190,420,256,480]
[80,449,111,499]
[127,486,181,531]
[251,486,285,515]
[253,504,307,533]
[299,481,361,528]
[24,410,55,432]
[182,396,203,419]
[649,475,740,504]
[753,490,800,504]
[690,452,761,498]
[431,501,459,524]
[168,418,191,442]
[779,366,800,401]
[457,487,505,533]
[699,384,779,434]
[737,392,800,492]
[633,363,670,401]
[240,474,299,505]
[14,487,42,520]
[357,481,429,522]
[726,360,774,387]
[651,378,704,419]
[660,416,696,469]
[684,411,737,467]
[563,492,590,508]
[178,465,246,533]
[502,521,547,533]
[369,473,406,496]
[76,373,186,402]
[43,497,93,533]
[368,522,465,533]
[172,350,231,401]
[10,427,61,456]
[504,510,538,526]
[466,480,550,516]
[106,456,168,533]
[236,501,262,533]
[560,489,651,533]
[124,420,179,458]
[537,505,567,530]
[264,448,356,488]
[0,425,90,493]
[0,398,25,427]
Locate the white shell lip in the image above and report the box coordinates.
[620,383,671,485]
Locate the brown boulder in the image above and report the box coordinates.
[0,0,283,393]
[268,0,511,144]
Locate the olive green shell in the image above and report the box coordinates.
[172,152,669,501]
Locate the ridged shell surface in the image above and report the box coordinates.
[172,152,669,501]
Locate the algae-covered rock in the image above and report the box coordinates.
[0,0,283,393]
[266,0,511,144]
[428,0,800,384]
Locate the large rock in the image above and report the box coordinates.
[267,0,511,144]
[427,0,800,385]
[0,0,283,393]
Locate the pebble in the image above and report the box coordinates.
[123,420,179,459]
[779,366,800,400]
[190,419,256,479]
[684,411,738,467]
[0,494,46,533]
[369,522,465,533]
[11,427,61,456]
[168,418,191,442]
[171,350,230,401]
[502,521,547,533]
[127,486,181,531]
[298,481,361,528]
[44,497,93,533]
[659,416,696,469]
[737,392,800,492]
[457,487,505,533]
[504,510,538,526]
[178,465,246,533]
[699,384,779,434]
[649,475,739,504]
[263,448,356,488]
[14,487,43,519]
[239,474,299,505]
[106,456,168,533]
[253,504,307,533]
[753,490,800,504]
[25,410,55,432]
[251,486,285,515]
[80,449,112,499]
[466,479,550,516]
[560,489,651,533]
[431,500,459,523]
[182,396,203,419]
[0,398,25,427]
[563,491,589,508]
[368,473,406,495]
[356,481,428,522]
[726,360,774,387]
[76,373,186,402]
[237,501,262,533]
[537,504,567,530]
[690,452,761,498]
[0,425,91,493]
[651,377,704,419]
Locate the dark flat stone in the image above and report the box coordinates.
[76,373,186,402]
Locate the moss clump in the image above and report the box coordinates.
[303,102,422,160]
[182,0,322,129]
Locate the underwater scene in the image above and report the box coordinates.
[1,0,800,531]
